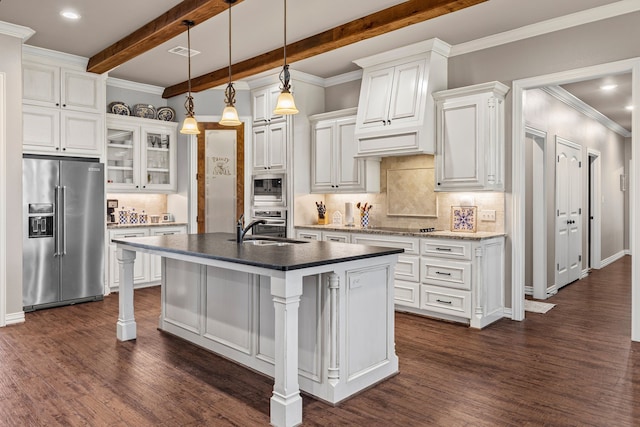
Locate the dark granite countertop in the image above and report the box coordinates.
[295,224,505,241]
[112,232,404,271]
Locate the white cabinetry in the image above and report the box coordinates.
[23,62,101,112]
[353,39,449,157]
[351,233,422,309]
[22,59,104,157]
[295,229,351,243]
[310,108,380,193]
[433,81,509,191]
[108,225,187,292]
[251,85,285,125]
[251,84,288,173]
[106,114,178,193]
[420,237,504,328]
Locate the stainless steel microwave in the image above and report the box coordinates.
[252,174,285,206]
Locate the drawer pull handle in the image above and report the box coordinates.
[435,247,452,252]
[162,232,175,235]
[436,299,452,305]
[123,234,137,238]
[303,236,313,239]
[329,238,340,241]
[435,271,451,276]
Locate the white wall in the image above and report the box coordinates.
[0,33,24,320]
[524,88,626,287]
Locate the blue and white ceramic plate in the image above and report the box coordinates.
[133,104,156,119]
[156,106,175,122]
[108,102,130,116]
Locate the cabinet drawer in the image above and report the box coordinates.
[323,231,350,243]
[352,234,419,255]
[421,239,471,260]
[109,229,148,241]
[296,230,321,240]
[151,226,187,236]
[394,280,420,308]
[421,285,471,318]
[421,258,471,290]
[395,255,420,282]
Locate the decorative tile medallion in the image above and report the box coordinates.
[450,206,477,232]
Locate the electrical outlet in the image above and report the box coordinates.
[480,210,496,221]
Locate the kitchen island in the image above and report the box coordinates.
[112,233,402,427]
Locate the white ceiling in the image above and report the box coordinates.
[0,0,634,131]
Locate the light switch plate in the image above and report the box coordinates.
[480,210,496,221]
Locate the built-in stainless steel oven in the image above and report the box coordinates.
[252,208,287,238]
[252,174,285,206]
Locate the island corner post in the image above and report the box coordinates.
[113,234,401,427]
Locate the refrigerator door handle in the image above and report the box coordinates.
[61,185,67,255]
[54,185,61,257]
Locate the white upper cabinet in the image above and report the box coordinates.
[353,39,450,157]
[310,108,379,193]
[433,81,509,191]
[252,120,287,172]
[23,62,102,113]
[106,114,178,193]
[251,85,285,125]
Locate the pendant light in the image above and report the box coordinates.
[180,19,200,135]
[219,0,241,126]
[273,0,299,115]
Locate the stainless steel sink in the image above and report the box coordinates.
[228,236,309,246]
[243,240,291,246]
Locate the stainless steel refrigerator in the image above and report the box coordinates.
[23,156,105,311]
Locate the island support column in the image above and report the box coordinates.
[116,248,137,341]
[270,273,303,427]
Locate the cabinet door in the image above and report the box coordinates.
[150,226,187,281]
[311,120,334,193]
[436,96,485,190]
[109,231,149,288]
[252,126,268,171]
[61,111,103,156]
[106,123,138,191]
[23,106,60,152]
[23,62,60,107]
[266,121,287,171]
[334,117,364,191]
[61,69,101,112]
[141,126,177,192]
[252,85,284,124]
[358,67,394,128]
[387,60,424,125]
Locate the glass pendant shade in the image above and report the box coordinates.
[220,105,241,126]
[180,115,200,134]
[274,90,299,115]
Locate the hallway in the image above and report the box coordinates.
[0,257,638,426]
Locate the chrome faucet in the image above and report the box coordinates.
[236,214,267,243]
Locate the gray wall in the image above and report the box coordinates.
[524,88,626,288]
[106,86,168,116]
[325,79,360,111]
[0,33,24,317]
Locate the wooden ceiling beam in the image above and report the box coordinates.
[87,0,245,75]
[162,0,487,99]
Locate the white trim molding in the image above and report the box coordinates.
[0,21,35,41]
[542,86,631,137]
[23,44,88,69]
[451,0,640,57]
[0,72,5,327]
[601,250,627,269]
[587,148,602,270]
[106,77,165,96]
[5,311,25,326]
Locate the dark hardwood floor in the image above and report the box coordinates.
[2,256,639,426]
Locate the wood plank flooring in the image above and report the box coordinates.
[1,256,639,426]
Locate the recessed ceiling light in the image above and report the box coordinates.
[600,84,618,91]
[625,105,634,111]
[60,10,81,20]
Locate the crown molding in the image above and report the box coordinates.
[324,70,363,87]
[107,77,165,96]
[22,45,88,69]
[0,21,34,42]
[354,38,451,68]
[541,85,632,138]
[451,0,640,57]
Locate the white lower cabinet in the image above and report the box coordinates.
[296,227,505,328]
[108,225,187,292]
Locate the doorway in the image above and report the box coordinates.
[196,122,245,233]
[511,58,639,341]
[588,149,602,270]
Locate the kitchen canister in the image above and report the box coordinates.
[139,210,148,224]
[118,207,129,224]
[360,211,370,228]
[129,208,138,224]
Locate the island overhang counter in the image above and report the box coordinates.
[112,233,402,427]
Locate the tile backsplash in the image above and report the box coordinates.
[297,154,505,233]
[107,193,167,216]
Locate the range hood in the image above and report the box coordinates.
[352,38,450,158]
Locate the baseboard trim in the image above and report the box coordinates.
[600,250,626,269]
[524,285,533,296]
[5,311,25,325]
[580,268,590,280]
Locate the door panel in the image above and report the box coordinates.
[555,138,582,289]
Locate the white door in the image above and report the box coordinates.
[555,137,582,289]
[205,130,236,233]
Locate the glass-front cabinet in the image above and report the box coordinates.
[106,114,177,193]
